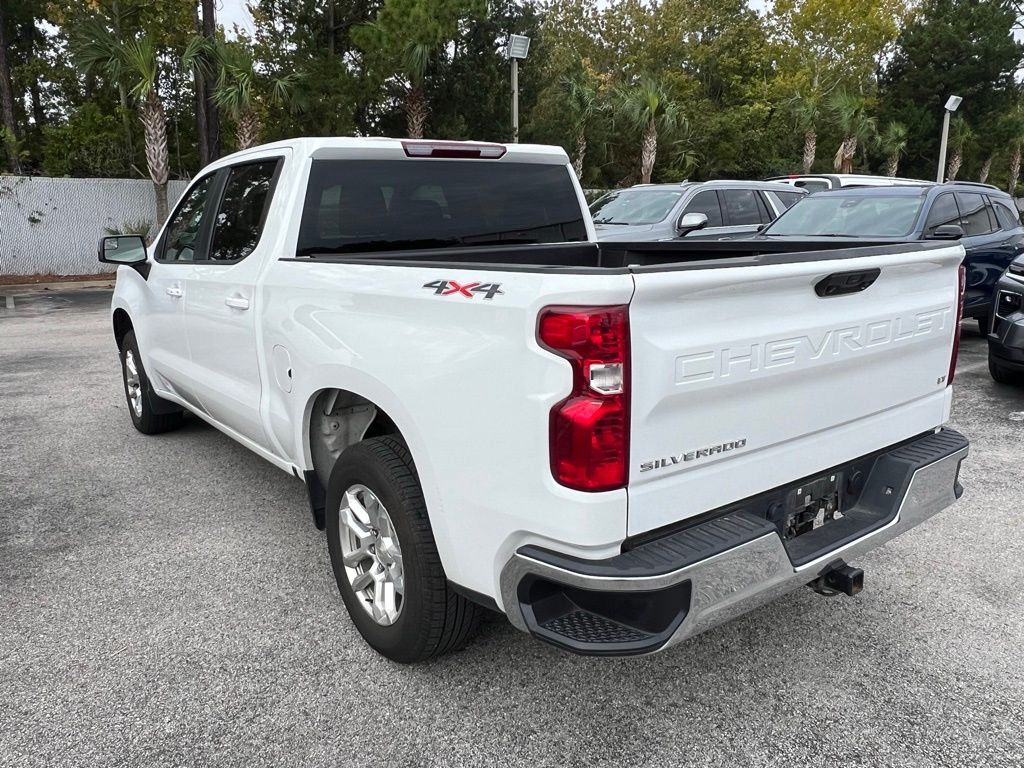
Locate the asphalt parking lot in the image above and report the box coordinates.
[1,284,1022,768]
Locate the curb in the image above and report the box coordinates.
[0,278,116,293]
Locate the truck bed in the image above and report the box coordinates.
[288,238,947,272]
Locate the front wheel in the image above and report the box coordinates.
[120,330,184,434]
[325,436,481,662]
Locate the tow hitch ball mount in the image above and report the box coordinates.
[808,560,864,597]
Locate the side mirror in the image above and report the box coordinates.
[927,224,964,240]
[98,235,148,265]
[676,212,709,235]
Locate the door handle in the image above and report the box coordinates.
[224,296,250,310]
[165,286,183,298]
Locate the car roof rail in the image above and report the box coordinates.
[944,181,1001,191]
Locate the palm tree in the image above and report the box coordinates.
[1002,108,1024,196]
[945,115,974,181]
[828,90,876,174]
[878,121,908,177]
[979,156,994,184]
[614,78,684,184]
[400,42,431,140]
[560,70,602,181]
[74,29,171,225]
[789,90,823,174]
[186,39,303,151]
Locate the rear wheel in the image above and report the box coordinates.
[326,436,481,662]
[120,330,184,434]
[989,354,1024,386]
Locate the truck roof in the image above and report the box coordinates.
[211,137,570,170]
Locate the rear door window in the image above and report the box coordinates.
[924,193,960,237]
[297,160,587,255]
[954,192,995,235]
[209,160,281,261]
[682,190,724,227]
[721,189,763,226]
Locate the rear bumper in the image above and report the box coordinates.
[988,311,1024,370]
[499,429,969,656]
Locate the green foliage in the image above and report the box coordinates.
[105,217,153,237]
[0,0,1021,190]
[879,0,1023,178]
[41,102,131,177]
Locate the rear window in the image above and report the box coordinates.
[772,190,805,209]
[764,194,925,237]
[590,188,682,225]
[297,160,587,256]
[793,179,830,193]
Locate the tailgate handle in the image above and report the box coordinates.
[815,268,881,297]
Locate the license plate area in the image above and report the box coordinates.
[777,472,844,540]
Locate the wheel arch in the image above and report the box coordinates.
[304,386,410,491]
[293,379,460,585]
[112,307,133,351]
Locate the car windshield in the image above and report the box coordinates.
[764,194,926,237]
[590,189,683,225]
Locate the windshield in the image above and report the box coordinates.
[589,189,682,225]
[296,160,587,256]
[764,194,925,237]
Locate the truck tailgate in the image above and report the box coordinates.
[626,243,963,536]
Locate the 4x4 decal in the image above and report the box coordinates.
[423,279,504,300]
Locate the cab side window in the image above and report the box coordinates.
[954,192,995,236]
[209,160,281,262]
[158,174,217,262]
[924,193,960,237]
[721,188,763,226]
[683,190,724,227]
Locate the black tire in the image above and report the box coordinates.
[326,436,481,663]
[120,330,184,435]
[989,354,1024,386]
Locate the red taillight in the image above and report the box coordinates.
[401,141,507,159]
[538,306,629,492]
[948,264,966,386]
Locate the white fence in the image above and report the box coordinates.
[0,176,188,277]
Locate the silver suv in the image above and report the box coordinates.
[590,180,806,242]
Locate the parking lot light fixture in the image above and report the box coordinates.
[937,95,963,182]
[508,35,531,143]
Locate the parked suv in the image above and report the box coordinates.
[757,182,1024,332]
[765,173,931,193]
[988,255,1024,384]
[590,180,805,241]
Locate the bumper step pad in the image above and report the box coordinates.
[510,429,968,656]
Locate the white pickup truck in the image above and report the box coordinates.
[100,137,969,662]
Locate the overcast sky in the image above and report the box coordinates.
[216,0,775,38]
[218,0,256,37]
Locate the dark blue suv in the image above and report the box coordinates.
[756,182,1024,332]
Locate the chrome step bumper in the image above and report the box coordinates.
[499,429,969,656]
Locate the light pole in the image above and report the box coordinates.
[508,34,531,143]
[936,95,963,182]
